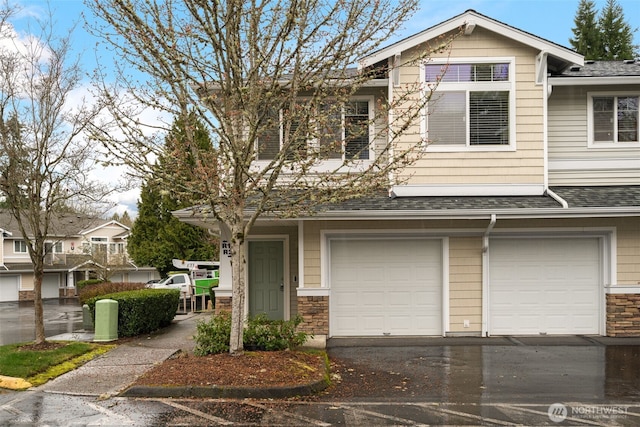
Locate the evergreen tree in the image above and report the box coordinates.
[598,0,636,60]
[127,114,218,277]
[118,210,133,227]
[571,0,637,60]
[570,0,601,59]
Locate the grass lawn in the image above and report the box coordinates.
[0,341,113,387]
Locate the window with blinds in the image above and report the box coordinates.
[425,62,512,148]
[257,99,372,161]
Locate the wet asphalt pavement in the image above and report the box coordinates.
[1,300,640,425]
[0,299,83,346]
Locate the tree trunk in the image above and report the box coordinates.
[33,268,46,344]
[229,227,246,354]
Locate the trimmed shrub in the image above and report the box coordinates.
[78,282,147,305]
[244,313,308,351]
[193,312,310,355]
[86,289,180,337]
[194,311,232,356]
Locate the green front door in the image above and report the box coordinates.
[249,240,284,320]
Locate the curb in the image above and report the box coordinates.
[0,375,32,390]
[119,377,330,399]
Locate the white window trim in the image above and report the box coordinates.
[13,240,27,254]
[254,96,375,171]
[421,57,517,152]
[587,91,640,148]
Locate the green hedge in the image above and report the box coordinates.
[78,282,147,305]
[86,289,180,337]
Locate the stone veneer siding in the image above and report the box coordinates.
[607,294,640,337]
[214,296,232,314]
[19,290,35,301]
[297,295,329,335]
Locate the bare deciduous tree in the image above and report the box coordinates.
[0,3,122,344]
[87,0,455,353]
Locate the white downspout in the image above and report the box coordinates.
[482,214,497,337]
[545,188,569,208]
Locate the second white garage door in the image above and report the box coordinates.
[330,238,443,336]
[489,237,601,335]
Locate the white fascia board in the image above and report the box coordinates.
[392,184,546,197]
[310,207,640,221]
[360,11,583,69]
[549,76,640,86]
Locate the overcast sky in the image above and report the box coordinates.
[7,0,640,217]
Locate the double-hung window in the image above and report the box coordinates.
[257,99,372,161]
[588,93,639,146]
[424,60,514,150]
[14,240,27,254]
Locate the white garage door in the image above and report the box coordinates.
[330,238,442,336]
[489,237,601,335]
[42,274,60,299]
[0,275,19,302]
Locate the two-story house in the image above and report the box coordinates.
[0,211,159,301]
[175,9,640,343]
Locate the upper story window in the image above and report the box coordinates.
[588,93,639,146]
[45,241,63,254]
[424,60,515,150]
[257,99,372,161]
[14,240,27,254]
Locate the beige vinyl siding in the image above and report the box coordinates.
[448,237,482,332]
[393,27,545,186]
[617,218,640,285]
[548,85,640,185]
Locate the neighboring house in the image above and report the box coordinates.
[175,9,640,342]
[0,211,159,302]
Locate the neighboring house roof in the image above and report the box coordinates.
[360,9,583,73]
[0,210,105,239]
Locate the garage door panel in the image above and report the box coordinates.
[490,238,601,335]
[330,239,442,336]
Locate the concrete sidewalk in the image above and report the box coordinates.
[38,311,205,397]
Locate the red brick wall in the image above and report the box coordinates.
[607,294,640,336]
[297,295,329,335]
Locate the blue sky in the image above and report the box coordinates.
[7,0,640,216]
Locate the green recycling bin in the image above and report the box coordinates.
[94,299,118,342]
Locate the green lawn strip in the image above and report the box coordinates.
[0,342,114,386]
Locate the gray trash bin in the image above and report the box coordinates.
[94,299,118,342]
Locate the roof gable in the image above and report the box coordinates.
[80,220,130,236]
[360,9,583,72]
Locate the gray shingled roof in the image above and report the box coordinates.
[554,60,640,77]
[320,191,561,211]
[313,186,640,214]
[550,186,640,208]
[0,210,104,238]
